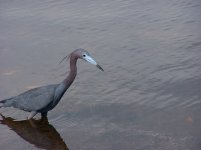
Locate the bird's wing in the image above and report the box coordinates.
[12,84,58,111]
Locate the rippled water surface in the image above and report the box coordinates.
[0,0,201,149]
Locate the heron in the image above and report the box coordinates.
[0,48,104,119]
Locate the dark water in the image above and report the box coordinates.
[0,0,201,149]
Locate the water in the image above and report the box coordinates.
[0,0,201,149]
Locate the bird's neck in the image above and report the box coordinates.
[53,57,78,104]
[63,56,77,88]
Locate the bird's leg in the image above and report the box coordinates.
[41,112,48,118]
[28,111,37,120]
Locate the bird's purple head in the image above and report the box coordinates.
[61,48,104,71]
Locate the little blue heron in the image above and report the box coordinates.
[0,49,103,119]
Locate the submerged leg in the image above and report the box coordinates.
[41,112,48,118]
[28,111,37,120]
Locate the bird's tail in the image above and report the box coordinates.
[0,98,13,108]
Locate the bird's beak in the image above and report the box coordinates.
[83,55,104,71]
[96,64,104,71]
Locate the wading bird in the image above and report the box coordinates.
[0,49,103,119]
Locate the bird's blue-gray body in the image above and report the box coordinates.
[0,48,103,119]
[2,82,68,113]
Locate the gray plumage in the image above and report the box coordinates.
[0,49,103,119]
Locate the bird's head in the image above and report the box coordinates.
[78,49,104,71]
[60,48,104,71]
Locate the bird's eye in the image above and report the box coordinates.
[83,54,86,57]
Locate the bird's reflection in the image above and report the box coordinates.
[0,114,69,150]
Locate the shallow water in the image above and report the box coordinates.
[0,0,201,149]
